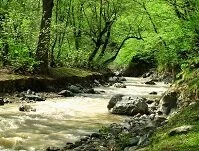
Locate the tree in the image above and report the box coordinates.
[36,0,54,73]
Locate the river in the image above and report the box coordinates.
[0,77,169,151]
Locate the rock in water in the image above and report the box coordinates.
[0,97,4,106]
[107,94,124,110]
[19,105,36,112]
[145,80,156,85]
[58,90,74,97]
[110,97,149,116]
[149,91,157,95]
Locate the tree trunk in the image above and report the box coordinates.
[36,0,54,73]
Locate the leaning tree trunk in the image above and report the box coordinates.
[36,0,54,73]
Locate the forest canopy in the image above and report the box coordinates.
[0,0,198,97]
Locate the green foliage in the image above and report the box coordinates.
[0,0,198,99]
[177,56,199,100]
[144,103,199,151]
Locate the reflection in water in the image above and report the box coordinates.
[0,77,168,151]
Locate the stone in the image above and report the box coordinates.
[109,76,119,83]
[25,94,45,101]
[83,88,96,94]
[154,115,167,126]
[110,97,149,116]
[64,142,76,149]
[0,97,4,106]
[158,90,178,115]
[146,99,154,104]
[3,98,11,104]
[107,94,124,110]
[58,90,74,97]
[142,71,153,78]
[91,133,101,138]
[113,83,126,88]
[128,137,139,146]
[128,146,138,151]
[68,85,82,93]
[149,91,157,95]
[109,76,126,83]
[46,146,60,151]
[19,105,36,112]
[26,89,35,95]
[168,125,193,136]
[189,102,197,106]
[145,80,156,85]
[119,77,127,82]
[94,80,100,85]
[137,134,149,146]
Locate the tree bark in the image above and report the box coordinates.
[36,0,54,73]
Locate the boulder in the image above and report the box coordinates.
[58,90,74,97]
[113,83,126,88]
[110,97,149,116]
[168,125,193,136]
[158,90,178,115]
[107,94,124,110]
[0,97,4,106]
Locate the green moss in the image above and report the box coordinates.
[48,67,101,79]
[0,73,27,81]
[144,104,199,151]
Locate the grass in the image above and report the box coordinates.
[0,67,101,81]
[143,103,199,151]
[48,67,101,79]
[0,72,27,81]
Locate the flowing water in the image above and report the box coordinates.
[0,77,169,151]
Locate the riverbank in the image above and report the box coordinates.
[0,67,112,93]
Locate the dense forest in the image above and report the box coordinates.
[0,0,198,98]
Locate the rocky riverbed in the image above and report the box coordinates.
[0,76,169,151]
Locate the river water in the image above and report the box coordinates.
[0,77,169,151]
